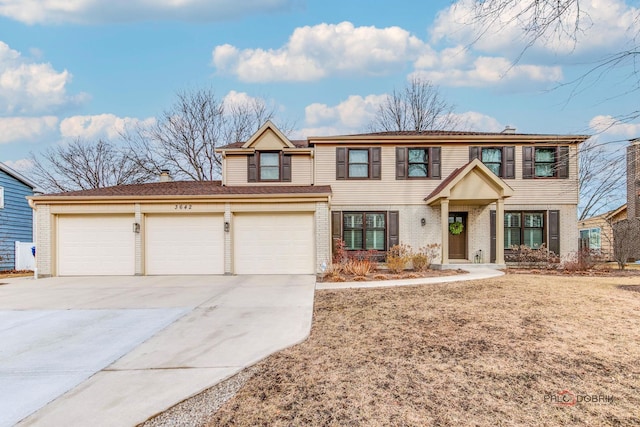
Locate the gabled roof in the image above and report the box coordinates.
[425,159,514,205]
[30,180,331,201]
[580,204,627,222]
[241,120,295,149]
[0,162,39,190]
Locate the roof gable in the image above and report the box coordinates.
[425,159,514,205]
[0,162,38,190]
[241,120,295,150]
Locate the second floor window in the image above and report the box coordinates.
[469,146,515,178]
[396,147,441,179]
[247,152,292,182]
[523,146,569,179]
[348,149,369,178]
[260,152,280,180]
[336,147,381,180]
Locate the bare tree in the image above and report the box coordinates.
[29,138,153,193]
[578,139,626,220]
[613,218,640,269]
[124,88,281,181]
[368,77,460,132]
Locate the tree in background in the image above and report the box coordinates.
[578,139,626,220]
[29,138,152,193]
[613,218,640,269]
[368,76,460,132]
[124,88,281,181]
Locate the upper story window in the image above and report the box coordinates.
[259,152,280,181]
[396,147,441,179]
[336,147,381,180]
[247,152,291,183]
[348,149,369,178]
[523,146,569,179]
[469,146,515,178]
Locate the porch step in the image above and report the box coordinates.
[432,263,506,270]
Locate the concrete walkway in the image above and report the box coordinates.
[0,275,315,427]
[316,267,504,290]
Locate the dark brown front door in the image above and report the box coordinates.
[448,212,467,259]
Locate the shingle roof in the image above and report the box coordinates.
[37,181,331,198]
[219,139,309,149]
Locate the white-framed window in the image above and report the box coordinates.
[0,186,4,209]
[580,228,601,250]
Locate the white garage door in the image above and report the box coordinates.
[58,215,135,276]
[234,213,315,274]
[145,214,224,275]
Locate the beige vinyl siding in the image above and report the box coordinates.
[315,144,579,205]
[225,155,313,185]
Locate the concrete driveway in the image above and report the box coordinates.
[0,275,316,427]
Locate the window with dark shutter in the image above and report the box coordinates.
[336,147,347,180]
[388,211,399,248]
[429,147,441,179]
[522,146,534,179]
[396,147,407,179]
[371,147,381,179]
[247,153,257,182]
[548,210,560,255]
[523,146,570,179]
[331,211,342,258]
[282,154,292,182]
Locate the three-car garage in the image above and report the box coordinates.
[34,182,331,277]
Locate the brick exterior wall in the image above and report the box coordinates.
[628,141,640,219]
[315,201,330,272]
[35,204,51,278]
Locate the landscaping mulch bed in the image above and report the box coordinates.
[0,270,33,279]
[318,268,465,283]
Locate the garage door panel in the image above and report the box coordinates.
[58,215,135,276]
[145,215,224,275]
[234,213,314,274]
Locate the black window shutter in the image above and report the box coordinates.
[503,146,515,179]
[522,146,534,179]
[557,146,569,179]
[336,148,347,180]
[388,211,399,248]
[396,147,407,179]
[247,153,257,182]
[371,147,382,179]
[430,147,441,179]
[282,154,291,182]
[490,210,496,263]
[548,210,560,255]
[331,211,342,257]
[469,146,480,161]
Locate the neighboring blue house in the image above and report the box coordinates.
[0,163,38,271]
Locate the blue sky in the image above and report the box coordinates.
[1,0,639,171]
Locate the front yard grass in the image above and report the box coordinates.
[207,274,640,426]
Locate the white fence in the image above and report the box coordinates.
[15,241,35,271]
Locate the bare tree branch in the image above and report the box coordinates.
[124,88,284,181]
[29,139,153,193]
[368,76,460,132]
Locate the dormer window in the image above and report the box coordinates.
[260,152,280,181]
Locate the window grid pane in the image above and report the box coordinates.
[348,149,369,178]
[343,212,386,252]
[408,149,428,177]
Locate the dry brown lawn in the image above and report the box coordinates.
[207,274,640,427]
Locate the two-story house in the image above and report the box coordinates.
[1,162,38,271]
[28,121,588,277]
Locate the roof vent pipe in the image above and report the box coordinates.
[159,169,172,182]
[502,126,516,134]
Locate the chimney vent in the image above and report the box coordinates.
[502,126,516,134]
[159,169,172,183]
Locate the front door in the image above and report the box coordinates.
[448,212,467,260]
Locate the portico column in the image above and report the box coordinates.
[441,199,449,265]
[495,198,505,265]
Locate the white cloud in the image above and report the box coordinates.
[0,0,296,24]
[3,158,34,173]
[213,22,428,82]
[59,114,155,140]
[589,114,640,137]
[453,111,503,132]
[0,116,58,144]
[305,95,387,132]
[0,41,85,114]
[431,0,639,58]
